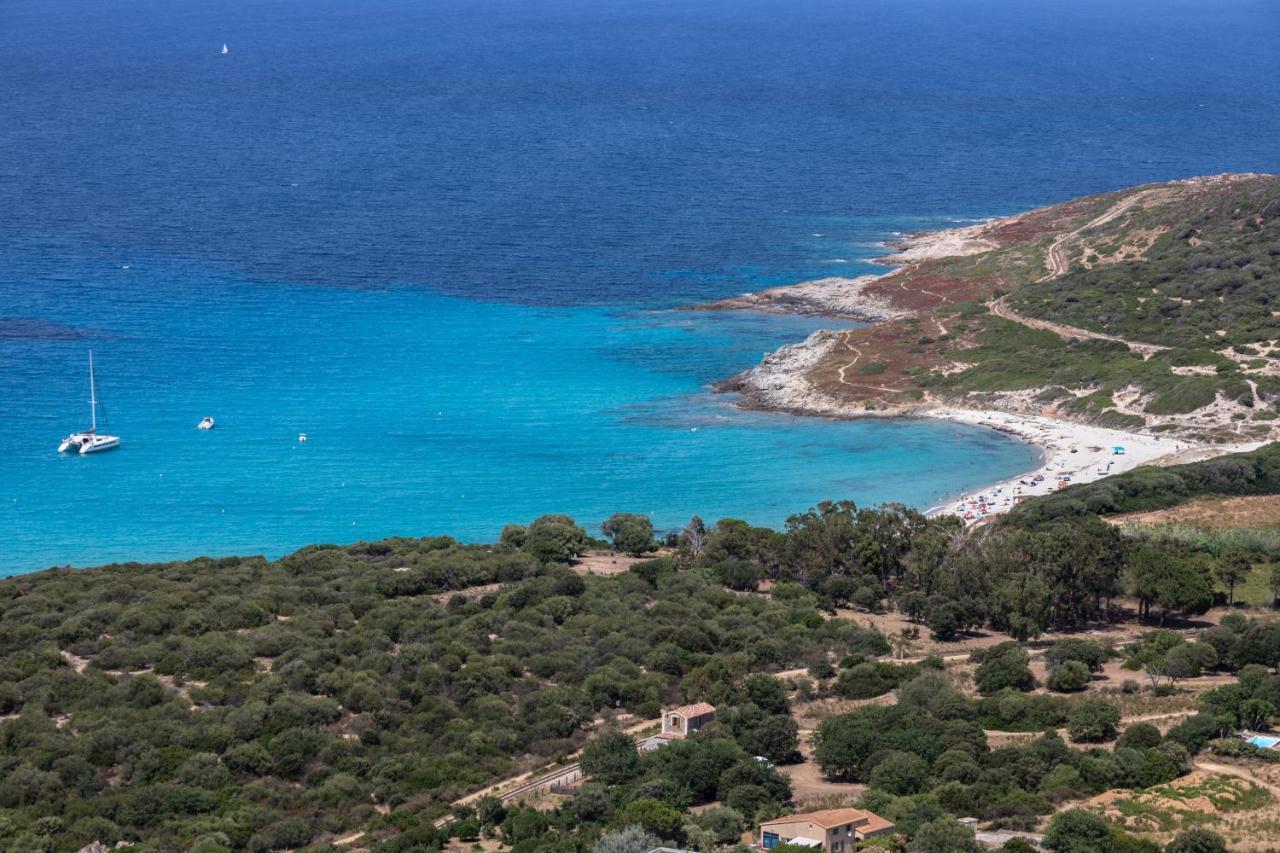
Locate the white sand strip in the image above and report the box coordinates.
[926,408,1264,522]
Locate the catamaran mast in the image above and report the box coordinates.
[89,350,97,432]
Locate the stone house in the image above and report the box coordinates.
[759,808,894,851]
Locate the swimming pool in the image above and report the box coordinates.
[1246,735,1278,749]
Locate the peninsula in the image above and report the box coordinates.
[704,174,1280,517]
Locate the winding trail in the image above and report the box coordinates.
[1037,189,1158,283]
[836,342,864,385]
[989,294,1168,359]
[1195,760,1280,799]
[1003,188,1171,358]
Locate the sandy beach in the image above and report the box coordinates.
[926,408,1264,522]
[710,207,1273,524]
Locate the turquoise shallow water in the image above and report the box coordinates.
[0,251,1038,574]
[6,0,1277,573]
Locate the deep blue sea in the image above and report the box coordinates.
[3,0,1278,574]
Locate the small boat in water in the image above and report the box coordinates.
[298,432,307,443]
[198,416,215,431]
[80,433,121,454]
[59,351,121,455]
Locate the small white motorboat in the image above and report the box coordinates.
[59,351,120,455]
[298,432,307,443]
[198,417,215,431]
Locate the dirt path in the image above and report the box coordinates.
[1195,760,1280,800]
[990,294,1167,359]
[430,715,660,829]
[1005,190,1170,358]
[836,342,864,385]
[1038,191,1156,283]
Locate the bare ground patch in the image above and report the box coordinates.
[1109,495,1280,530]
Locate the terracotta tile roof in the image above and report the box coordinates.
[858,813,894,834]
[760,807,893,832]
[668,702,716,717]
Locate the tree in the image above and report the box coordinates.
[723,783,771,818]
[1046,638,1108,672]
[1215,548,1252,606]
[741,715,799,763]
[868,750,929,795]
[1165,828,1227,853]
[689,806,745,844]
[716,758,792,804]
[1067,699,1121,743]
[911,817,984,853]
[1115,723,1161,751]
[745,674,790,715]
[617,798,683,838]
[927,601,966,641]
[1130,549,1213,623]
[900,591,929,624]
[681,516,708,558]
[1240,698,1275,730]
[499,524,527,549]
[1044,809,1112,853]
[594,825,660,853]
[989,573,1052,641]
[601,513,656,557]
[715,560,763,592]
[1046,660,1091,692]
[580,731,640,785]
[813,708,882,781]
[975,643,1035,695]
[527,514,588,563]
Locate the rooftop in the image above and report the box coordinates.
[668,701,716,717]
[761,807,894,833]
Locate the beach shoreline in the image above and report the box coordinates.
[705,213,1267,522]
[920,408,1258,521]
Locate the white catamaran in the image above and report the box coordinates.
[58,351,121,455]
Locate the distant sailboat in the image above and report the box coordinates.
[221,43,229,55]
[58,351,121,455]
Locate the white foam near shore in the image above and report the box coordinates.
[927,408,1264,522]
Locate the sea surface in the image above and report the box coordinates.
[2,0,1279,574]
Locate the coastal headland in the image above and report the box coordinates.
[698,173,1280,519]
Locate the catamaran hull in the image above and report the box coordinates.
[58,432,94,453]
[79,437,120,454]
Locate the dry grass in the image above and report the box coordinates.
[1086,769,1280,849]
[1109,494,1280,529]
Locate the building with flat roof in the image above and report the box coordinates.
[759,808,894,852]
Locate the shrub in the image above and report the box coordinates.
[868,750,930,795]
[975,643,1035,695]
[581,731,641,785]
[1046,639,1108,672]
[910,817,983,853]
[1166,828,1228,853]
[594,825,660,853]
[616,798,683,838]
[714,560,764,591]
[1046,660,1091,692]
[1067,699,1121,743]
[1044,809,1111,852]
[1115,723,1161,751]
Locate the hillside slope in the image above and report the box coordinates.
[717,173,1280,443]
